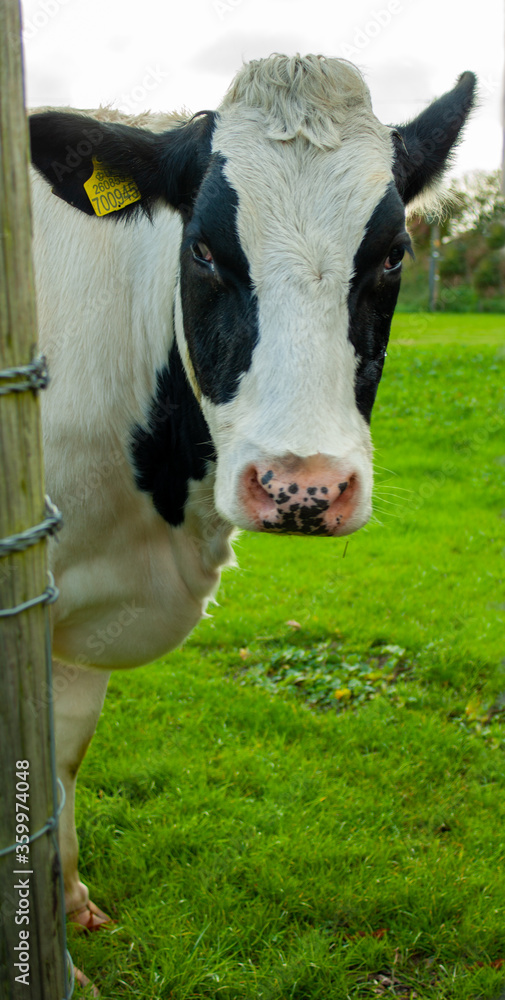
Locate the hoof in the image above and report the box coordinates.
[74,965,100,996]
[68,900,114,932]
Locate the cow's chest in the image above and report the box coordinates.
[49,464,234,670]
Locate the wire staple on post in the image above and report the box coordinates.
[0,494,62,616]
[0,355,49,395]
[0,496,63,557]
[0,571,59,617]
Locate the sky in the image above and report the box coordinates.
[20,0,504,179]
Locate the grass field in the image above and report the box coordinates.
[71,314,505,999]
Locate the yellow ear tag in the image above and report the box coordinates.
[83,158,142,216]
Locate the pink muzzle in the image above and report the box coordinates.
[239,454,365,536]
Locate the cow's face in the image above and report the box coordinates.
[172,57,475,537]
[30,56,476,538]
[175,108,409,537]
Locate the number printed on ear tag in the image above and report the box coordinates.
[83,158,142,216]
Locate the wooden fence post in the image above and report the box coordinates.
[0,1,67,997]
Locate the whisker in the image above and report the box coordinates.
[373,501,402,512]
[372,462,400,477]
[374,489,413,501]
[373,496,407,509]
[374,482,413,493]
[369,515,385,528]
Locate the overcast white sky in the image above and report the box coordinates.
[21,0,504,178]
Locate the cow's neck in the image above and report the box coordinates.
[130,337,217,529]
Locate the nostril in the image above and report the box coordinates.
[348,473,358,496]
[327,472,360,520]
[242,466,277,518]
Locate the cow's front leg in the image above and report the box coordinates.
[52,659,111,928]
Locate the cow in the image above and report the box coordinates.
[29,54,475,931]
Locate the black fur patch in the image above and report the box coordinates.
[348,183,410,422]
[179,155,259,405]
[130,339,216,527]
[392,71,476,205]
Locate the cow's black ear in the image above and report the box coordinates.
[29,110,216,218]
[30,112,161,216]
[392,72,477,205]
[158,111,217,213]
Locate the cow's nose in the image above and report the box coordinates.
[239,456,364,536]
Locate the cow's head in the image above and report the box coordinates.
[30,55,476,537]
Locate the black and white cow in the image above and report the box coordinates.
[29,54,475,928]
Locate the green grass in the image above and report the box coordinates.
[389,312,505,346]
[70,314,505,999]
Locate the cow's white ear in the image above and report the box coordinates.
[29,110,217,219]
[392,72,477,206]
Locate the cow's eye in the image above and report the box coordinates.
[192,241,214,269]
[384,245,405,272]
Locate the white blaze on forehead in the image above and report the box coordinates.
[205,57,393,439]
[213,56,395,292]
[215,55,394,275]
[215,117,393,292]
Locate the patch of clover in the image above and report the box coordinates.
[236,641,414,712]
